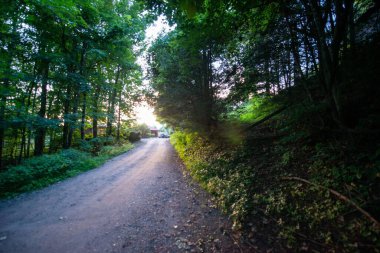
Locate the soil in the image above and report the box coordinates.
[0,138,254,253]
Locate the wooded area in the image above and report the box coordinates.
[147,0,379,133]
[146,0,380,251]
[1,0,380,251]
[0,0,146,169]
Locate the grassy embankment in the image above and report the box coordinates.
[0,141,134,199]
[171,93,380,252]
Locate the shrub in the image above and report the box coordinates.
[170,131,253,228]
[128,131,141,142]
[0,142,134,198]
[171,130,380,251]
[99,143,133,157]
[78,140,92,153]
[84,137,116,155]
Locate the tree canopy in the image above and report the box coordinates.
[146,0,380,133]
[0,0,149,168]
[1,1,379,251]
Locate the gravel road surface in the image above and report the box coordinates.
[0,138,252,253]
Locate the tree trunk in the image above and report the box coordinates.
[19,71,36,162]
[34,59,49,156]
[18,127,26,163]
[200,49,214,130]
[81,92,87,140]
[264,52,271,94]
[62,83,72,149]
[287,17,313,102]
[92,84,101,138]
[79,42,87,140]
[27,83,38,157]
[302,0,350,124]
[106,66,120,137]
[116,90,122,141]
[67,91,79,147]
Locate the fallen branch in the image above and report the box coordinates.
[282,176,380,229]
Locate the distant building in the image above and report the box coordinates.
[150,128,158,137]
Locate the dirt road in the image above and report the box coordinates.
[0,139,250,253]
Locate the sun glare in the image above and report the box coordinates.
[134,104,161,128]
[145,15,175,44]
[133,16,174,129]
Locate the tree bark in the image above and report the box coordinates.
[81,92,87,140]
[34,58,49,156]
[67,91,79,148]
[27,83,38,157]
[286,17,314,102]
[302,0,350,124]
[116,90,122,141]
[106,65,120,137]
[92,83,101,138]
[79,42,87,140]
[62,81,72,149]
[19,72,36,162]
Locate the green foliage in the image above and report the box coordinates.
[258,137,380,251]
[79,137,117,155]
[147,14,222,130]
[1,0,379,251]
[171,131,254,228]
[147,0,380,251]
[98,142,133,158]
[0,142,133,198]
[132,123,151,138]
[128,132,141,142]
[226,95,279,123]
[0,0,147,167]
[171,129,380,251]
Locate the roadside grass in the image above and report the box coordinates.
[0,142,134,199]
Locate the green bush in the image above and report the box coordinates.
[170,131,253,228]
[0,142,134,198]
[99,143,133,157]
[171,130,380,252]
[128,131,141,142]
[79,137,119,155]
[79,139,92,153]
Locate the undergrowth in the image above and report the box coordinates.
[171,132,253,228]
[171,102,380,252]
[0,142,133,199]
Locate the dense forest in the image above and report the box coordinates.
[0,0,147,169]
[1,0,380,252]
[145,0,380,252]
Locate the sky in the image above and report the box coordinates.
[134,16,175,129]
[135,102,160,128]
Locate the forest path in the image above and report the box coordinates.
[0,138,249,253]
